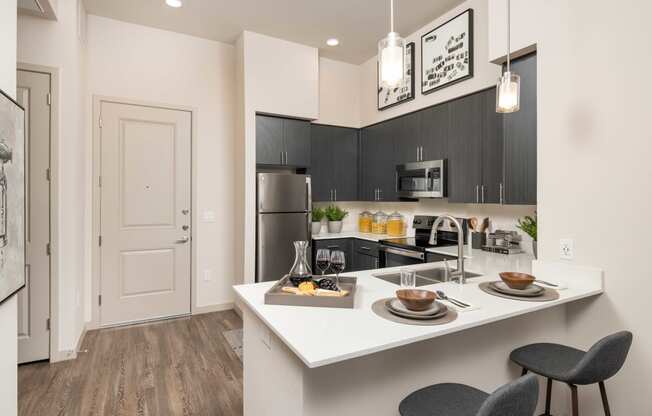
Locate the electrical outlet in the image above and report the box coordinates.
[203,269,212,282]
[560,239,574,260]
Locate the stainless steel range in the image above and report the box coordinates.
[378,215,468,268]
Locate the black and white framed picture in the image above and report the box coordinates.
[421,9,473,95]
[0,89,26,306]
[378,42,415,111]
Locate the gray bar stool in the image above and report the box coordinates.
[510,331,632,416]
[399,374,539,416]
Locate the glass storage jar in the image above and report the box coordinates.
[387,211,406,237]
[358,211,373,233]
[372,211,388,234]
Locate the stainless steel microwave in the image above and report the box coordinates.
[396,159,447,199]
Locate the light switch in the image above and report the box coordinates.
[203,269,212,282]
[202,210,216,222]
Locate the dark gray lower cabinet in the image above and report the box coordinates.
[313,238,380,273]
[504,53,537,205]
[310,124,358,202]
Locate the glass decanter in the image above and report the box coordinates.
[288,241,312,286]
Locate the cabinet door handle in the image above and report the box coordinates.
[481,185,485,204]
[476,185,480,203]
[334,189,337,201]
[378,189,383,201]
[327,245,339,249]
[360,246,371,251]
[420,146,423,161]
[416,147,420,161]
[499,183,504,205]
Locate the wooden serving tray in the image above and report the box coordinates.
[265,275,357,309]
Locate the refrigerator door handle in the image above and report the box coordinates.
[306,176,312,214]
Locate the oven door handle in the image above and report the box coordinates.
[380,246,425,260]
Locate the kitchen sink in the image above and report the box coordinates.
[372,267,483,286]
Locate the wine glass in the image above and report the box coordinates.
[315,249,331,277]
[400,268,416,288]
[330,250,346,290]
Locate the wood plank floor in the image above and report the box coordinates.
[18,310,243,416]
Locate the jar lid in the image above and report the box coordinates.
[388,211,404,220]
[373,211,388,220]
[360,211,373,216]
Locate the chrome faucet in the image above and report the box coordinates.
[429,215,466,284]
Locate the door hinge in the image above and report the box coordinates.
[46,318,50,331]
[98,117,103,129]
[46,93,51,106]
[98,236,102,246]
[98,176,102,187]
[98,295,102,306]
[45,168,51,181]
[46,243,51,256]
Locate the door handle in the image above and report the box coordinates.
[476,185,480,203]
[481,185,485,204]
[499,183,504,205]
[416,147,420,161]
[334,189,337,201]
[175,236,189,244]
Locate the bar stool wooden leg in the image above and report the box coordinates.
[569,384,579,416]
[599,381,611,416]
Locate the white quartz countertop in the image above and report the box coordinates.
[311,231,390,242]
[234,257,603,369]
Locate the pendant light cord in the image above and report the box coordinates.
[390,0,395,33]
[506,0,511,73]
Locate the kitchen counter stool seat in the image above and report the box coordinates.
[510,331,633,416]
[399,374,538,416]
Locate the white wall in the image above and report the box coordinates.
[237,31,320,284]
[360,0,501,127]
[86,16,237,310]
[17,0,87,355]
[315,57,361,128]
[486,0,652,413]
[0,0,18,412]
[487,0,540,63]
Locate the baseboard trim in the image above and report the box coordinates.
[192,302,235,315]
[50,322,89,363]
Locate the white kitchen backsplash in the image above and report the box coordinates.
[314,200,537,254]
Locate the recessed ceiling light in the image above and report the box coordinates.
[326,38,340,47]
[166,0,182,8]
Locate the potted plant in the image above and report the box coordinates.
[516,214,537,258]
[325,205,348,233]
[311,208,325,235]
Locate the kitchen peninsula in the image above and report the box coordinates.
[234,257,603,416]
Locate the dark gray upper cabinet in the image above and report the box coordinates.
[447,92,484,203]
[420,103,449,162]
[395,112,422,164]
[256,115,284,165]
[284,118,311,167]
[504,53,537,205]
[256,115,311,167]
[482,88,504,204]
[360,122,397,202]
[332,126,359,201]
[310,124,359,202]
[310,125,333,202]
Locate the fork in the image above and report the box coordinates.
[436,290,470,308]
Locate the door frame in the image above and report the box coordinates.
[16,63,61,361]
[90,95,197,329]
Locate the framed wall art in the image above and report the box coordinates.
[0,89,26,305]
[421,9,473,95]
[378,42,415,111]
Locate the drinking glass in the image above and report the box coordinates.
[315,249,331,276]
[400,268,416,288]
[330,250,346,290]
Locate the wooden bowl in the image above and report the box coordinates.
[499,272,536,290]
[395,289,437,311]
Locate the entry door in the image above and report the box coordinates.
[100,102,191,326]
[16,69,51,363]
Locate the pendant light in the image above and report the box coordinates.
[496,0,520,113]
[378,0,405,88]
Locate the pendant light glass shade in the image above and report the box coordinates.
[378,0,405,88]
[496,71,520,113]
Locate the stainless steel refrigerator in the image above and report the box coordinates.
[256,173,311,283]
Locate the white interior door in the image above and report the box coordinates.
[16,69,51,363]
[100,101,191,326]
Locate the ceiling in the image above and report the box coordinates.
[82,0,463,64]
